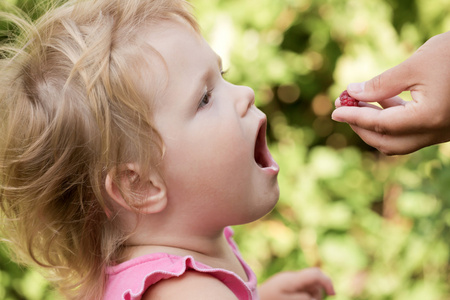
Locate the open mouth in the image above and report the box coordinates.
[254,119,275,169]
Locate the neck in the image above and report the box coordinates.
[125,223,227,258]
[119,215,248,280]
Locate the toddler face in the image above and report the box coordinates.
[141,20,279,227]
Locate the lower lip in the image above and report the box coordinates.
[263,164,279,175]
[257,157,279,175]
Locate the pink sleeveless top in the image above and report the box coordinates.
[104,227,259,299]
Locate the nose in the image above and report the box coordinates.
[235,85,255,117]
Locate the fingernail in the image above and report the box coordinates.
[347,82,364,94]
[331,111,343,122]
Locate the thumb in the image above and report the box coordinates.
[346,59,414,102]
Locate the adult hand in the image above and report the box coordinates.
[258,268,335,300]
[332,31,450,155]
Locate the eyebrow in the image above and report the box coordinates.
[195,54,223,92]
[186,54,223,110]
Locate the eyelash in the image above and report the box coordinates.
[197,70,228,110]
[198,89,213,109]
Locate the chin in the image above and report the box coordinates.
[269,186,281,210]
[254,185,281,222]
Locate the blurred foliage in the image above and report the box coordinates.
[1,0,449,299]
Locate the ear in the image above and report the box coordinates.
[105,163,167,214]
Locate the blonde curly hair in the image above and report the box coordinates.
[0,0,198,298]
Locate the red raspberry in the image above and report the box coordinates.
[339,90,359,106]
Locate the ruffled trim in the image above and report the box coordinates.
[113,254,252,300]
[105,228,257,300]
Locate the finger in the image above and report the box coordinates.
[346,59,415,102]
[307,286,324,300]
[351,95,405,110]
[349,125,430,155]
[286,294,317,300]
[285,268,335,296]
[377,95,408,109]
[356,101,382,109]
[278,293,319,300]
[334,97,341,108]
[331,104,423,135]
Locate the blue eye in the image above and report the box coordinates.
[198,90,212,109]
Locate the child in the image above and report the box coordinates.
[0,0,335,299]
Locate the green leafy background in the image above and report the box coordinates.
[1,0,449,299]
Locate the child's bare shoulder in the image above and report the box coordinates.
[142,270,238,299]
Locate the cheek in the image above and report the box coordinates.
[161,126,251,194]
[196,126,251,174]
